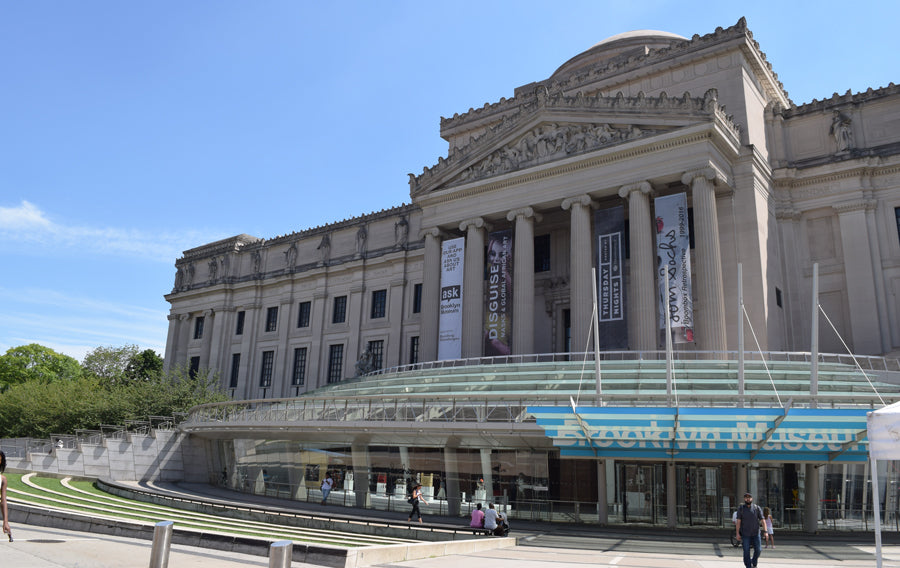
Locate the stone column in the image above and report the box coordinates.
[480,448,494,504]
[683,168,727,353]
[803,464,820,533]
[460,218,486,358]
[175,313,190,366]
[666,462,677,528]
[421,228,442,362]
[308,291,327,389]
[507,207,541,355]
[163,313,180,372]
[619,182,656,351]
[443,445,461,517]
[561,195,594,354]
[351,442,372,509]
[834,200,882,354]
[597,459,609,525]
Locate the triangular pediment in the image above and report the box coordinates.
[409,88,737,196]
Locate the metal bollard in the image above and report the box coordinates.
[269,540,293,568]
[148,521,174,568]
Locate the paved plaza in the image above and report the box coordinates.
[3,520,899,568]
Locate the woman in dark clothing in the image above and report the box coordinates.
[407,483,428,523]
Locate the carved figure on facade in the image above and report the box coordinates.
[356,226,368,256]
[174,267,184,290]
[411,88,737,194]
[830,110,853,152]
[220,254,230,279]
[186,263,195,287]
[394,217,409,248]
[284,243,298,269]
[455,122,660,185]
[208,258,218,282]
[354,347,375,376]
[317,234,331,264]
[251,250,262,274]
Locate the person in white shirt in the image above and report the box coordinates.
[483,503,500,532]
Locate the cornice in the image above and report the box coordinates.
[832,199,876,215]
[781,83,900,117]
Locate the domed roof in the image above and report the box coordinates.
[551,30,688,80]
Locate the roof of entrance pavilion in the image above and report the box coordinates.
[180,352,900,463]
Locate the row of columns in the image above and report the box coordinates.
[420,168,729,357]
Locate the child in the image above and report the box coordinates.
[763,506,774,548]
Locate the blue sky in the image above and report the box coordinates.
[2,1,897,363]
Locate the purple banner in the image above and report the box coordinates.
[484,229,513,356]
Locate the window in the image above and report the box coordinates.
[235,311,245,335]
[291,347,307,386]
[412,283,423,313]
[688,208,696,249]
[895,207,900,244]
[193,317,205,339]
[371,289,387,319]
[265,307,278,332]
[367,340,384,370]
[409,336,420,365]
[534,234,551,272]
[229,353,241,388]
[775,287,783,309]
[333,296,347,323]
[327,344,344,383]
[189,356,200,379]
[259,350,274,387]
[297,301,311,328]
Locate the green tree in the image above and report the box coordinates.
[81,344,139,385]
[0,344,82,389]
[124,349,164,382]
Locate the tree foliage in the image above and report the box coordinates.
[0,344,228,438]
[0,343,82,389]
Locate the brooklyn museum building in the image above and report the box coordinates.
[165,19,900,530]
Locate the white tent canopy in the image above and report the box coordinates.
[866,400,900,568]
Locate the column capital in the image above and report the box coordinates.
[681,167,718,187]
[618,181,653,199]
[202,309,215,317]
[459,217,490,232]
[418,227,443,240]
[561,194,594,211]
[506,206,543,223]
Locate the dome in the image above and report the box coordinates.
[551,30,688,80]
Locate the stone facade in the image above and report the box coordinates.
[165,18,900,397]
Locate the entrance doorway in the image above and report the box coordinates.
[677,465,722,526]
[616,463,664,523]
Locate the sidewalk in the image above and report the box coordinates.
[28,479,900,568]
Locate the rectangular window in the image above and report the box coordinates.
[291,347,307,386]
[367,340,384,370]
[229,353,241,388]
[259,350,274,387]
[371,289,387,319]
[265,307,278,332]
[534,234,551,272]
[409,336,420,365]
[333,296,347,323]
[189,356,200,379]
[235,311,245,335]
[412,283,423,314]
[775,287,783,309]
[895,207,900,244]
[193,316,205,339]
[327,344,344,383]
[297,301,311,328]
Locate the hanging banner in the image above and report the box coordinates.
[655,193,694,343]
[594,207,628,349]
[484,229,513,356]
[437,237,465,360]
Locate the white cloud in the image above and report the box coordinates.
[0,200,224,263]
[0,200,52,230]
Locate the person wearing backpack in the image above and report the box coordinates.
[735,492,766,568]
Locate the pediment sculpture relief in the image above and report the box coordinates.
[456,122,656,184]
